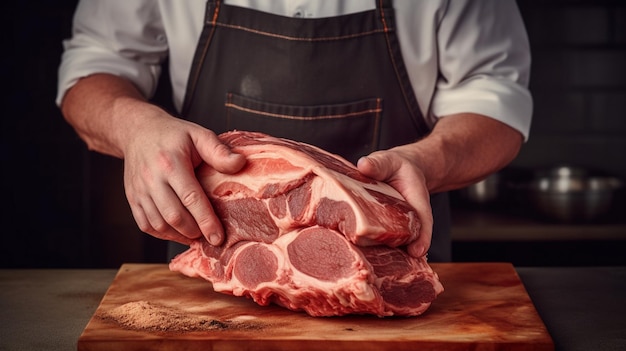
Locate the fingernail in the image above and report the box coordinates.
[228,151,243,160]
[357,156,367,167]
[409,244,425,258]
[209,233,222,246]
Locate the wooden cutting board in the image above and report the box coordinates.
[78,263,553,351]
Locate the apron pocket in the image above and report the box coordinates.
[225,93,382,164]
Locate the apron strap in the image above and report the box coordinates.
[376,0,394,31]
[182,0,221,116]
[206,0,221,25]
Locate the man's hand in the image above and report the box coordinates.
[357,151,433,258]
[357,113,523,258]
[122,110,246,245]
[61,74,246,246]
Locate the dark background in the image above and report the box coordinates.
[1,1,625,268]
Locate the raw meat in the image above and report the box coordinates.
[169,131,443,317]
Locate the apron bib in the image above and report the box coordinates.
[177,0,451,261]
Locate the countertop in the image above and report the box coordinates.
[1,266,624,351]
[451,207,626,242]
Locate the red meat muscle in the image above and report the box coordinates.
[169,131,443,317]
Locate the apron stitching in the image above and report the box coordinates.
[184,1,220,115]
[225,102,382,120]
[371,98,382,152]
[380,16,423,134]
[214,22,387,42]
[377,0,425,134]
[226,92,233,129]
[210,0,220,24]
[378,0,390,32]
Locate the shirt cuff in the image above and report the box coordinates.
[431,77,533,141]
[56,47,161,107]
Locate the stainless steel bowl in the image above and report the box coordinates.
[460,173,501,205]
[528,167,623,222]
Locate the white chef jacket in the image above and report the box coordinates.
[56,0,532,139]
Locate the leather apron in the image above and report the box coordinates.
[174,0,451,262]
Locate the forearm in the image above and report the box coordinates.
[356,113,522,257]
[60,73,155,158]
[400,113,523,193]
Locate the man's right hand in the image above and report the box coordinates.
[122,107,246,245]
[60,74,246,246]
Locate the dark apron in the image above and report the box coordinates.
[171,0,451,262]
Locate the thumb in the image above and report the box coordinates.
[193,130,247,174]
[359,152,433,259]
[357,153,395,182]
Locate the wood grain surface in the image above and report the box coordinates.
[78,263,554,351]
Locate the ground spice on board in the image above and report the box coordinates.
[99,301,245,333]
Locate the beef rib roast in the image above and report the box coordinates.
[169,131,443,317]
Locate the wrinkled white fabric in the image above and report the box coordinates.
[57,0,532,138]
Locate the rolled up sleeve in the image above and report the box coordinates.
[56,0,168,106]
[431,0,533,140]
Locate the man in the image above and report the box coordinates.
[57,0,532,262]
